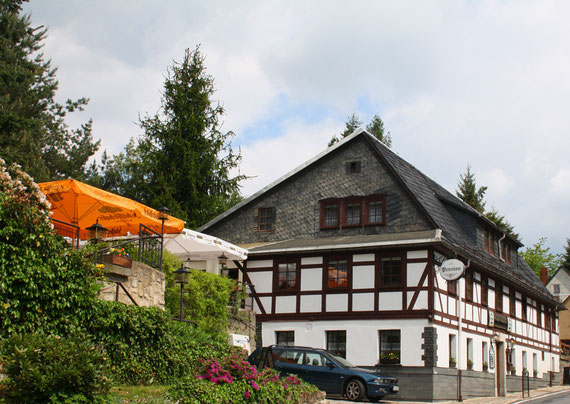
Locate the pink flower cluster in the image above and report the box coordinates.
[195,359,234,385]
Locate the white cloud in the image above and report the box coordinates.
[22,0,570,254]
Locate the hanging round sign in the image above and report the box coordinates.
[440,259,465,281]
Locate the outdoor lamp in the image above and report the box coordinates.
[157,206,170,235]
[86,219,108,243]
[173,258,191,320]
[218,253,228,276]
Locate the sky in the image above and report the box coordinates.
[22,0,570,255]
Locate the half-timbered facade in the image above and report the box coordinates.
[200,129,562,401]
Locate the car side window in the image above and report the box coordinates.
[305,352,325,367]
[275,349,304,364]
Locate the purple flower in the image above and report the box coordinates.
[244,391,251,398]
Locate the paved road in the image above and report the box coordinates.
[327,385,570,404]
[512,389,570,404]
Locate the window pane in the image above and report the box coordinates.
[368,201,383,223]
[259,208,274,231]
[276,331,295,346]
[278,263,297,290]
[325,205,338,227]
[381,257,402,286]
[379,330,401,364]
[328,260,348,288]
[346,203,361,225]
[326,331,346,358]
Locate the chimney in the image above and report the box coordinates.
[540,267,548,285]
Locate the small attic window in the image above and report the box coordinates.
[346,161,361,174]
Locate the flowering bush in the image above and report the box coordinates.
[168,354,323,403]
[380,351,400,360]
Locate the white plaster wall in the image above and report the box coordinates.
[407,250,428,259]
[255,296,272,314]
[262,318,429,367]
[352,265,374,289]
[352,292,374,311]
[326,294,348,311]
[275,295,296,313]
[407,262,426,287]
[248,271,273,293]
[407,291,428,310]
[353,253,375,262]
[300,295,321,312]
[301,268,322,291]
[301,256,323,266]
[248,260,273,268]
[378,291,402,310]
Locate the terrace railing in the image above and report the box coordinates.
[52,218,80,249]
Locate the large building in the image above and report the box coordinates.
[200,129,562,401]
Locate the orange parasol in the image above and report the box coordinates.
[39,179,185,240]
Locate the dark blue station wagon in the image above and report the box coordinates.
[248,345,399,402]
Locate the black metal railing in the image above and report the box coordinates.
[138,224,163,269]
[52,218,80,249]
[89,225,164,271]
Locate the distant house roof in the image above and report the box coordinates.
[200,129,558,307]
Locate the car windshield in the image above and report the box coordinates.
[330,354,355,368]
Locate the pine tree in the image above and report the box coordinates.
[328,113,391,147]
[456,164,487,213]
[366,114,392,147]
[91,46,244,228]
[485,206,519,241]
[0,0,99,181]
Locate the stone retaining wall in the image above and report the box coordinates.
[363,366,560,402]
[98,260,165,309]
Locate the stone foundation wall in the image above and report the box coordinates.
[98,260,165,309]
[363,366,559,402]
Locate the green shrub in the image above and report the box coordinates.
[0,333,110,403]
[0,159,100,338]
[86,300,235,385]
[167,354,322,403]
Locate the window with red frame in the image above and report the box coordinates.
[365,195,386,225]
[344,201,361,226]
[381,257,402,286]
[258,207,275,232]
[327,259,348,288]
[320,200,340,228]
[277,262,297,290]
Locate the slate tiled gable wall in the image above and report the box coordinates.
[207,138,432,244]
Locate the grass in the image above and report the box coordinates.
[108,385,172,403]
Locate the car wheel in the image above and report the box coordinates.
[345,379,365,401]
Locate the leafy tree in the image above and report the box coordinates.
[456,164,487,213]
[89,46,244,228]
[0,0,99,181]
[520,237,563,277]
[485,206,519,241]
[328,113,392,147]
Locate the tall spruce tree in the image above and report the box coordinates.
[456,164,487,213]
[0,0,99,181]
[91,46,244,228]
[328,113,391,147]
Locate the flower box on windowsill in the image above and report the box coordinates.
[103,254,132,268]
[379,358,400,365]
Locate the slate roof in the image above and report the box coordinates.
[363,133,558,306]
[201,129,558,307]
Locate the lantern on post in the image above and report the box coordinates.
[86,219,108,244]
[173,258,191,321]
